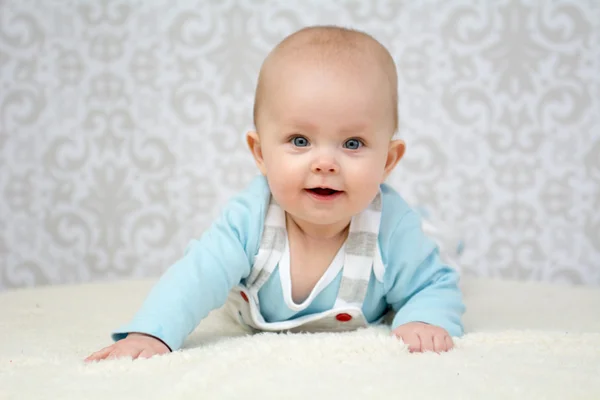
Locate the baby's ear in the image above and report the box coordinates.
[383,139,406,179]
[246,131,267,175]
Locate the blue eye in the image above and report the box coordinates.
[344,138,362,150]
[292,136,309,147]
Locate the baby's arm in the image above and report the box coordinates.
[384,211,465,352]
[85,189,262,361]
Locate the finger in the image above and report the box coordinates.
[138,349,156,359]
[419,333,434,353]
[84,346,113,362]
[128,347,146,360]
[433,335,447,353]
[107,348,135,360]
[106,349,121,360]
[400,332,421,353]
[445,335,455,351]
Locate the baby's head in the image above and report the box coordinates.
[253,26,399,133]
[247,26,405,233]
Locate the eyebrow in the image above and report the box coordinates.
[283,120,318,132]
[338,123,369,135]
[282,120,370,135]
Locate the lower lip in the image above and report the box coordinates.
[305,190,343,202]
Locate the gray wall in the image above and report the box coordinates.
[1,0,599,290]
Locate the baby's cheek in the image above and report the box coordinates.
[347,165,381,189]
[350,171,383,205]
[267,175,297,206]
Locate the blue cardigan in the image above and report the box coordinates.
[112,175,465,351]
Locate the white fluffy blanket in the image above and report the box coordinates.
[1,278,599,399]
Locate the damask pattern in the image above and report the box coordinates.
[1,0,599,290]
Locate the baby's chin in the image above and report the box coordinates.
[285,209,354,233]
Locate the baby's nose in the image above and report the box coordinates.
[311,158,339,174]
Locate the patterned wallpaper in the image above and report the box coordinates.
[0,0,599,290]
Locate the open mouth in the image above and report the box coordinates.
[306,187,342,200]
[308,187,339,196]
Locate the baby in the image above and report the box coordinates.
[85,25,464,362]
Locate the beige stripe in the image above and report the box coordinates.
[260,226,286,252]
[337,276,369,304]
[345,231,377,257]
[368,192,382,211]
[252,269,271,290]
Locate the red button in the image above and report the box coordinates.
[336,313,352,322]
[240,292,249,303]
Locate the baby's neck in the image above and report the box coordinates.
[285,213,350,245]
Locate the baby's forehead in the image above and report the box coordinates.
[254,26,399,131]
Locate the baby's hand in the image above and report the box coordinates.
[84,333,170,362]
[392,322,454,353]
